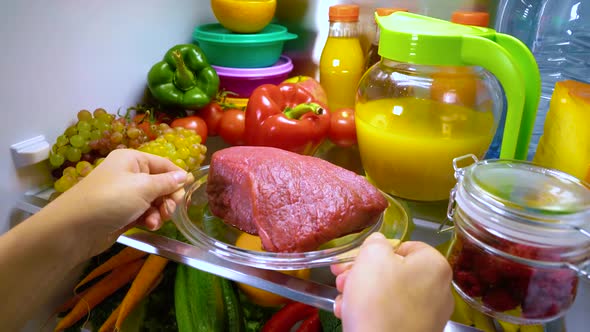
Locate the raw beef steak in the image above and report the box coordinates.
[206,146,388,252]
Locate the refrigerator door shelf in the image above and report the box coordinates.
[10,135,51,168]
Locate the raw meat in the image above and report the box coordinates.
[206,146,388,252]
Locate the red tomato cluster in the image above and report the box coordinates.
[170,116,208,143]
[140,99,357,151]
[197,101,246,146]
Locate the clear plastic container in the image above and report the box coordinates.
[496,0,590,160]
[172,165,412,270]
[446,155,590,324]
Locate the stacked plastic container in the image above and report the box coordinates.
[192,4,297,105]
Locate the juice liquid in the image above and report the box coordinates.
[356,97,496,201]
[320,37,364,111]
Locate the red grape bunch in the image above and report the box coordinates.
[49,108,149,171]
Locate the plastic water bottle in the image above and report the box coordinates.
[496,0,590,160]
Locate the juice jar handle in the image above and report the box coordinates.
[460,34,540,160]
[495,33,541,160]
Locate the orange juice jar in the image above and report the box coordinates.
[319,5,364,111]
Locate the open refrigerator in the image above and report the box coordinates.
[1,0,588,331]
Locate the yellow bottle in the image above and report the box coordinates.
[320,4,364,111]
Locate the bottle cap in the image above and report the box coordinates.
[329,4,360,22]
[376,7,409,17]
[451,11,490,27]
[375,7,409,23]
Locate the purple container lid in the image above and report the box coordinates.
[212,55,293,78]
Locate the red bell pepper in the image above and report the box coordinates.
[261,302,319,332]
[296,312,321,332]
[245,83,331,155]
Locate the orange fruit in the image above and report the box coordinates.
[234,233,310,307]
[211,0,277,34]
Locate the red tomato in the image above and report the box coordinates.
[198,102,225,136]
[133,114,160,140]
[329,108,357,148]
[170,116,208,143]
[218,109,246,146]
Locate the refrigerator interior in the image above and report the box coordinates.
[0,0,587,331]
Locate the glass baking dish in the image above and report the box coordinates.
[173,165,411,270]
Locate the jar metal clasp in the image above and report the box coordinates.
[438,154,479,233]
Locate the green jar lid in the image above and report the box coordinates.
[376,11,495,66]
[193,23,297,44]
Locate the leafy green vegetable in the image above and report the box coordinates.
[238,291,280,332]
[319,310,343,332]
[141,262,178,331]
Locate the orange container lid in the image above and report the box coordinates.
[329,4,360,22]
[451,11,490,27]
[376,7,409,17]
[374,7,409,22]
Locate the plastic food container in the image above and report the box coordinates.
[212,56,294,98]
[193,23,297,68]
[445,155,590,325]
[172,165,412,271]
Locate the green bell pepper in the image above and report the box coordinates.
[147,44,220,110]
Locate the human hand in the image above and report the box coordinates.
[46,149,192,257]
[331,233,454,332]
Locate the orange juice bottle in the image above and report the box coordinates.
[451,10,490,28]
[319,5,364,111]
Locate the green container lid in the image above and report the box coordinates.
[193,23,297,44]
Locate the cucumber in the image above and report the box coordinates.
[174,263,228,332]
[174,264,195,332]
[221,279,245,332]
[186,266,227,332]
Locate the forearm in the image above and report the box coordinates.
[0,206,86,330]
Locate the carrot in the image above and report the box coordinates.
[54,258,145,332]
[115,255,169,330]
[100,271,164,332]
[44,287,91,332]
[75,246,147,292]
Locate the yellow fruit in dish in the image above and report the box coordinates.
[234,232,310,307]
[211,0,277,34]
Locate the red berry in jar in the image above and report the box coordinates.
[449,231,579,322]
